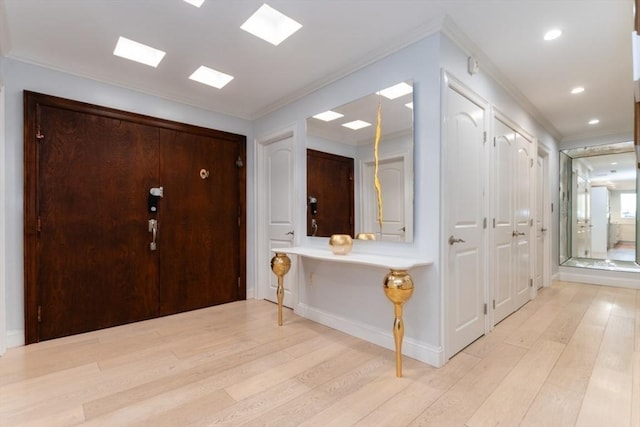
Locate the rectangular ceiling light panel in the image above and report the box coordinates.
[183,0,205,7]
[113,36,166,67]
[189,66,234,89]
[313,110,344,122]
[240,3,302,46]
[342,120,371,130]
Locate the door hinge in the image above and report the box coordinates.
[530,218,534,227]
[493,218,496,228]
[530,158,534,167]
[530,278,533,288]
[484,303,488,315]
[483,131,487,143]
[493,299,496,309]
[37,217,42,233]
[483,217,487,229]
[235,156,244,168]
[37,305,42,322]
[493,136,496,147]
[237,216,241,227]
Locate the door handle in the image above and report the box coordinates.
[286,230,294,236]
[448,235,465,245]
[149,219,158,251]
[541,228,547,232]
[512,231,525,237]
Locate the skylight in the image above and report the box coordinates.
[240,4,302,46]
[183,0,205,7]
[313,110,344,122]
[113,37,166,67]
[377,82,413,100]
[189,66,234,89]
[342,120,371,130]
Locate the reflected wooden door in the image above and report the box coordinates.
[306,149,354,237]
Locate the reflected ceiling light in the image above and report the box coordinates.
[342,120,371,130]
[544,29,562,41]
[313,110,344,121]
[405,102,414,109]
[183,0,205,6]
[571,86,585,94]
[240,4,302,46]
[588,119,600,125]
[377,82,413,100]
[189,66,234,89]
[113,36,166,67]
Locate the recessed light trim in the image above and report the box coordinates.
[189,66,234,89]
[313,110,344,122]
[240,4,302,46]
[544,29,562,41]
[342,120,371,130]
[588,119,600,125]
[183,0,205,7]
[113,36,166,67]
[377,82,413,100]
[571,86,585,94]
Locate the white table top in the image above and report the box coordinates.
[273,246,432,270]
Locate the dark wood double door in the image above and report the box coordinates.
[24,92,246,343]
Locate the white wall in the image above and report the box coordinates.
[254,34,444,365]
[0,57,253,347]
[253,31,562,366]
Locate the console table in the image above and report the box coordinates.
[270,247,431,377]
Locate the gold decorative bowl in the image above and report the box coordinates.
[356,233,376,240]
[329,234,353,255]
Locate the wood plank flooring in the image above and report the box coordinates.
[1,280,638,426]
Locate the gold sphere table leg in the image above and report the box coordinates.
[383,269,414,377]
[270,252,291,326]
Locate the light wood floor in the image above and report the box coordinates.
[1,280,639,426]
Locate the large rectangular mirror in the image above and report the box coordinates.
[559,141,640,271]
[305,81,414,242]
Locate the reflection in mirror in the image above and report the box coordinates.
[306,81,414,242]
[559,141,640,272]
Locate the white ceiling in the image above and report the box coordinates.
[0,0,634,142]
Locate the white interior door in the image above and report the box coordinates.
[492,118,515,324]
[514,132,532,310]
[259,135,296,307]
[362,156,406,241]
[445,79,487,358]
[535,153,547,289]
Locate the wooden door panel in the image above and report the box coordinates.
[25,91,246,343]
[37,104,159,340]
[158,129,242,315]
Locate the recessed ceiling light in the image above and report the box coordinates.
[405,102,414,109]
[113,36,165,67]
[240,4,302,46]
[342,120,371,130]
[611,162,618,165]
[571,86,585,94]
[183,0,205,7]
[189,66,234,89]
[377,82,413,100]
[313,110,344,122]
[588,119,600,125]
[544,29,562,41]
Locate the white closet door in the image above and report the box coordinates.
[263,136,296,307]
[492,119,515,324]
[444,81,488,358]
[514,132,533,310]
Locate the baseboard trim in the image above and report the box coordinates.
[558,268,640,290]
[295,303,444,368]
[246,287,255,300]
[7,329,25,348]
